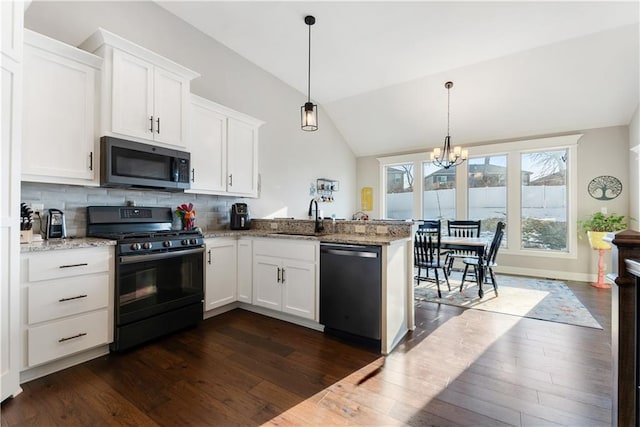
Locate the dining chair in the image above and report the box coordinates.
[459,221,505,296]
[414,220,450,298]
[445,220,481,274]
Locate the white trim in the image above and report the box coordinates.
[79,28,200,80]
[494,266,592,283]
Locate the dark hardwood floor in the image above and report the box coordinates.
[1,280,612,426]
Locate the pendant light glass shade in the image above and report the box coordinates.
[301,102,318,131]
[430,81,467,169]
[301,15,318,131]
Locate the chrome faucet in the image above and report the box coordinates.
[308,198,324,233]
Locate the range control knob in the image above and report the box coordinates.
[163,241,172,248]
[190,238,197,245]
[142,242,152,250]
[130,243,141,251]
[181,239,189,245]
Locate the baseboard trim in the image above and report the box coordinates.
[20,345,110,384]
[494,266,593,283]
[237,303,324,332]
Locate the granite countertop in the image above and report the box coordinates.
[20,237,117,253]
[202,230,409,245]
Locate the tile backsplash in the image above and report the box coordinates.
[21,182,240,238]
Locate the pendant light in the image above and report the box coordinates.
[301,15,318,131]
[430,81,468,169]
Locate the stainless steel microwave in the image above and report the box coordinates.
[100,136,190,192]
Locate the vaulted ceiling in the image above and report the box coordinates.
[158,1,640,157]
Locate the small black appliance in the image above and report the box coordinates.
[45,208,66,239]
[230,203,250,230]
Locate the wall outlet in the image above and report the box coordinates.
[270,222,278,230]
[31,203,44,217]
[355,225,366,233]
[376,226,388,234]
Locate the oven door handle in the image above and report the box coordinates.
[120,247,205,264]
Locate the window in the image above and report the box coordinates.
[385,163,414,219]
[423,162,455,221]
[467,155,507,239]
[521,150,568,251]
[378,134,579,258]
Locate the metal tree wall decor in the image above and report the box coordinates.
[588,175,622,200]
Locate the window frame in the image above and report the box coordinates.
[378,134,581,259]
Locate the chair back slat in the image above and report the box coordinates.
[415,220,442,264]
[447,220,481,238]
[485,221,506,265]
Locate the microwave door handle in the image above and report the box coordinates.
[120,247,204,264]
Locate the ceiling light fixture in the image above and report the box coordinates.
[301,15,318,131]
[430,81,467,169]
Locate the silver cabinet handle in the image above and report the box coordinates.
[89,152,93,171]
[277,267,281,283]
[281,268,286,283]
[58,332,87,343]
[149,116,154,133]
[229,174,233,187]
[207,249,212,265]
[156,117,160,134]
[191,168,195,182]
[59,263,88,269]
[59,294,88,302]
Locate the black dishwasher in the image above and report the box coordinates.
[320,243,382,346]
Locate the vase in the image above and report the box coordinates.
[182,217,195,231]
[587,231,611,250]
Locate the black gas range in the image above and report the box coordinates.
[87,206,205,351]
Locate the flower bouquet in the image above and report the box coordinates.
[176,203,196,231]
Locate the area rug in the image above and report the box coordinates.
[414,273,603,329]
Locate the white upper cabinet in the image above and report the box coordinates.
[188,96,228,193]
[22,30,102,186]
[186,95,263,198]
[79,28,199,149]
[227,117,260,197]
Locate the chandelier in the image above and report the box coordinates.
[430,81,467,169]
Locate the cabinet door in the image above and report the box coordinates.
[22,46,97,183]
[205,239,237,311]
[187,100,227,193]
[253,255,281,311]
[281,259,316,320]
[237,239,253,303]
[112,49,154,141]
[227,117,258,197]
[1,46,22,401]
[153,67,188,147]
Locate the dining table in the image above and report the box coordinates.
[440,236,489,298]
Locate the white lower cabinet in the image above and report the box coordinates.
[204,238,237,311]
[21,246,114,370]
[253,239,317,320]
[237,238,253,303]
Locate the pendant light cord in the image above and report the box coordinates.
[307,22,312,103]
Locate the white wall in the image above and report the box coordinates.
[629,105,639,231]
[24,1,356,220]
[357,125,630,280]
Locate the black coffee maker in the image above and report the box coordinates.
[230,203,251,230]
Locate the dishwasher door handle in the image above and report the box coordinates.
[321,248,378,258]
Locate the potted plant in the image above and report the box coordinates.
[577,212,627,249]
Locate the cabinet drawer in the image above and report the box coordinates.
[28,309,109,367]
[254,240,317,262]
[28,273,109,324]
[27,247,111,282]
